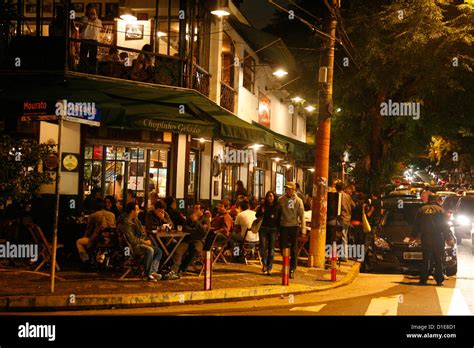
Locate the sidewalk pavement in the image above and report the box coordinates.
[0,256,360,312]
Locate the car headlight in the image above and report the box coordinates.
[456,215,471,226]
[374,236,390,250]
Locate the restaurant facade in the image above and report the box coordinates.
[0,0,314,216]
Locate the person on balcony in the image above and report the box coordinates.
[131,44,155,82]
[78,3,102,73]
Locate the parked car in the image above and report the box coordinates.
[451,196,474,246]
[363,200,457,276]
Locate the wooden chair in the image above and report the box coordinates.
[298,223,311,257]
[242,228,262,266]
[27,224,63,272]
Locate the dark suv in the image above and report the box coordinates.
[363,200,457,276]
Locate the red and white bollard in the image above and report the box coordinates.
[282,248,290,286]
[204,250,212,290]
[331,241,337,282]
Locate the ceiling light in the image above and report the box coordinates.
[305,105,316,112]
[272,69,288,78]
[211,9,230,17]
[291,96,305,103]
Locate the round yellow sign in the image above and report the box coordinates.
[62,154,78,171]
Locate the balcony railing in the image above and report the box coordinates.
[192,63,211,97]
[220,81,235,113]
[1,36,212,96]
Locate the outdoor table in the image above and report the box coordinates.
[147,230,189,271]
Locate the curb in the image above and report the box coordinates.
[0,262,360,312]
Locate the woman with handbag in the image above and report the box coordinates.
[255,191,281,275]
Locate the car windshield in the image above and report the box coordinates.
[382,205,420,227]
[458,199,474,214]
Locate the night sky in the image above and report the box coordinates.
[239,0,277,29]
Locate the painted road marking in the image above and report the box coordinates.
[289,304,327,312]
[435,287,471,315]
[365,295,400,316]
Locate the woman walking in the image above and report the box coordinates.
[255,191,281,275]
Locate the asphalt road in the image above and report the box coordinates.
[10,238,472,316]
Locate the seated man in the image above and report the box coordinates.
[76,197,116,266]
[205,201,233,250]
[231,199,257,260]
[118,202,163,282]
[163,202,209,280]
[145,200,172,231]
[164,196,186,228]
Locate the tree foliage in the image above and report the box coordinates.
[0,136,54,206]
[266,0,474,192]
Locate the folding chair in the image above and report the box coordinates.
[242,228,262,266]
[117,231,144,280]
[298,223,311,257]
[196,231,232,276]
[27,224,63,272]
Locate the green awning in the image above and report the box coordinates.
[252,121,314,164]
[0,72,269,142]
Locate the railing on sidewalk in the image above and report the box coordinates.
[220,81,235,112]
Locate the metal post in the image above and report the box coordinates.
[282,247,290,285]
[50,116,63,293]
[204,250,212,290]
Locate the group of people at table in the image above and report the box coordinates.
[76,181,307,282]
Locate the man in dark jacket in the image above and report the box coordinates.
[118,202,163,282]
[411,195,454,286]
[164,196,186,228]
[163,202,209,280]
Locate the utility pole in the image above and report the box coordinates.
[309,0,338,269]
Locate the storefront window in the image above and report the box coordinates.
[254,169,265,200]
[83,143,169,205]
[222,165,239,202]
[188,151,197,197]
[275,164,286,196]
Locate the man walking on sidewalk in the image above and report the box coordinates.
[278,182,305,279]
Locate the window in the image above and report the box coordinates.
[221,33,235,87]
[291,112,298,135]
[222,165,239,201]
[254,169,265,200]
[243,52,255,93]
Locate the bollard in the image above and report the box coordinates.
[282,248,290,286]
[331,241,337,282]
[204,250,212,290]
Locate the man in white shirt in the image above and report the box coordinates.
[234,200,258,242]
[78,3,102,72]
[230,199,257,261]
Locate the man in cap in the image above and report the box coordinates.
[278,182,305,279]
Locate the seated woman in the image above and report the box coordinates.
[131,44,155,82]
